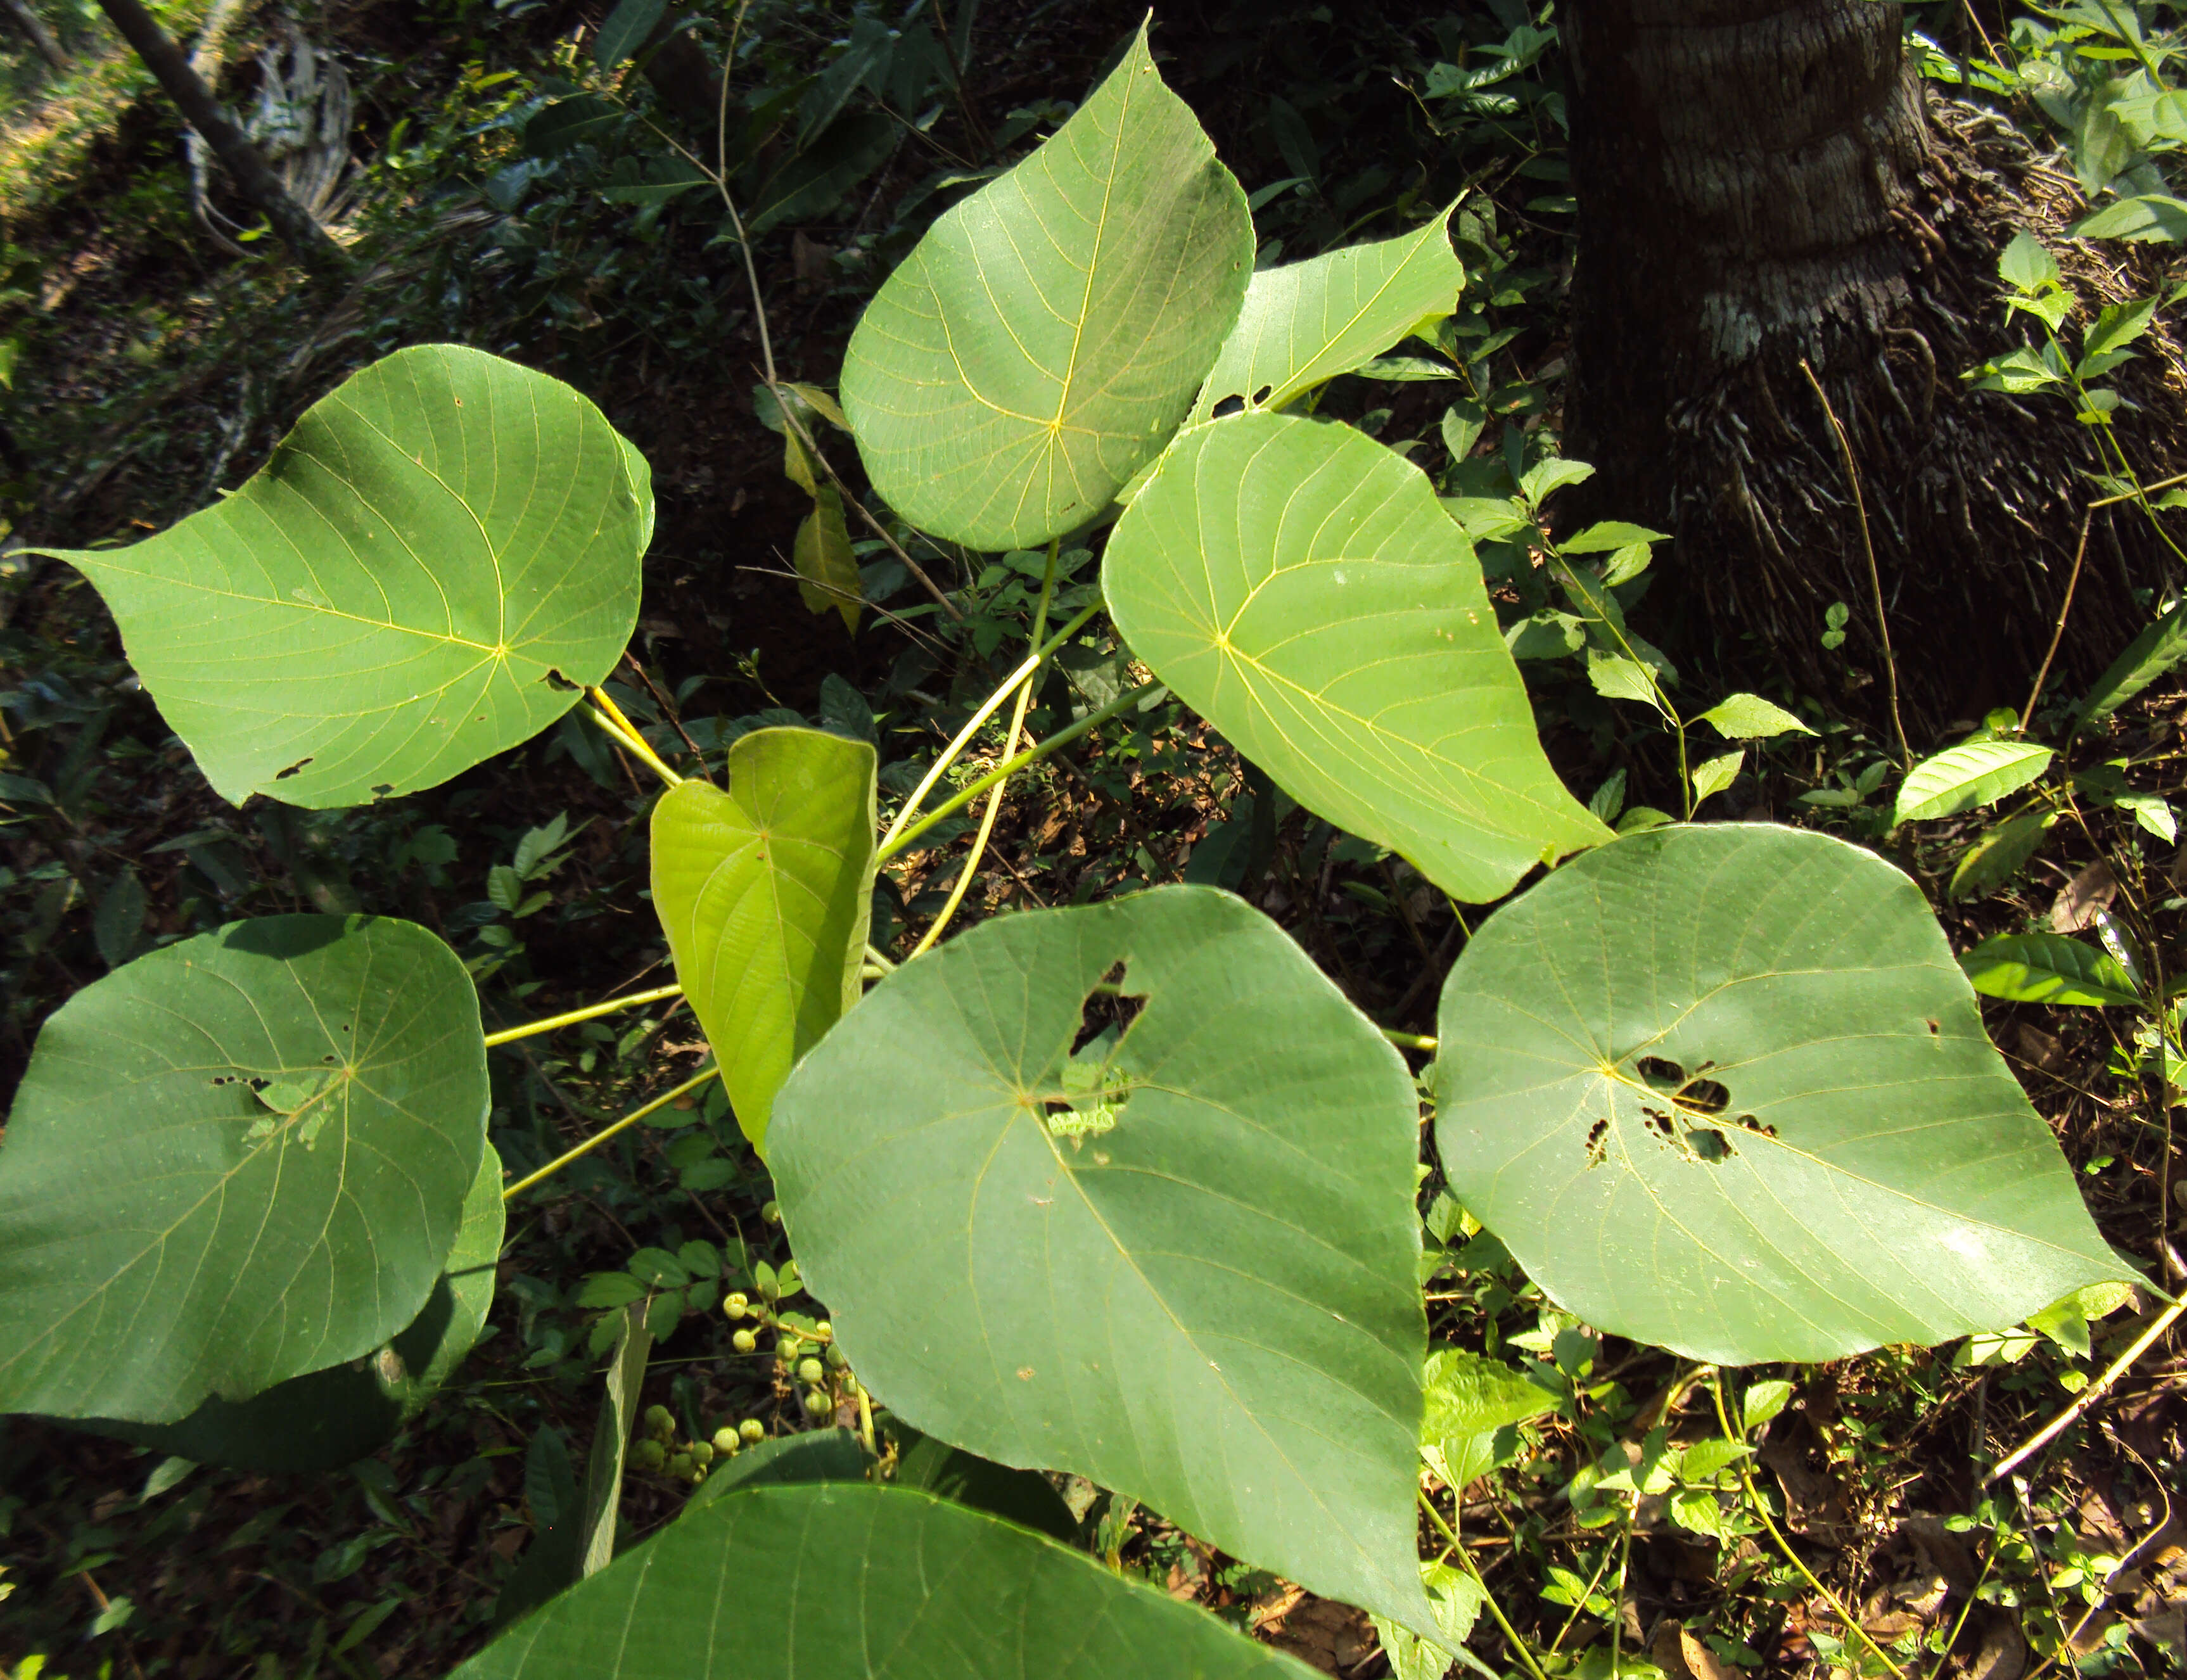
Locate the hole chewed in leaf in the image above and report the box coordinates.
[1050,966,1144,1146]
[1211,393,1246,419]
[1687,1129,1735,1164]
[1735,1113,1778,1139]
[1584,1117,1609,1166]
[543,668,582,692]
[1678,1078,1730,1116]
[1635,1055,1685,1090]
[273,758,314,781]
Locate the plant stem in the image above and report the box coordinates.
[908,542,1059,958]
[483,983,686,1048]
[1711,1373,1910,1680]
[2021,510,2092,734]
[1801,359,1911,773]
[1984,1294,2186,1483]
[878,598,1107,851]
[1417,1489,1552,1680]
[586,692,684,787]
[880,680,1163,863]
[501,1066,721,1200]
[1382,1028,1438,1051]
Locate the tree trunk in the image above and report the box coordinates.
[3,0,68,72]
[92,0,350,274]
[1562,0,2179,728]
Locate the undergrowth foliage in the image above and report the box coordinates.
[0,16,2171,1679]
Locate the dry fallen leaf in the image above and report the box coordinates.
[2051,858,2118,932]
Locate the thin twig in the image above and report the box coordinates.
[502,1067,722,1200]
[1801,359,1911,772]
[2021,510,2093,734]
[772,399,965,621]
[1986,1296,2187,1483]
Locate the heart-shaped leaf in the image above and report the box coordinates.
[1432,824,2120,1364]
[76,1143,505,1471]
[0,915,488,1421]
[771,886,1435,1635]
[34,345,649,809]
[1106,412,1608,901]
[839,23,1253,549]
[651,727,876,1154]
[450,1482,1315,1678]
[1189,207,1463,422]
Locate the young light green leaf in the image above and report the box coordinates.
[452,1483,1314,1679]
[1893,739,2054,825]
[770,887,1438,1638]
[651,728,876,1155]
[1441,398,1486,462]
[1689,751,1743,808]
[1740,1378,1794,1432]
[1588,768,1628,824]
[1560,520,1669,554]
[1959,932,2144,1007]
[1586,650,1662,709]
[0,915,487,1422]
[1696,693,1816,741]
[839,23,1252,549]
[1106,414,1608,903]
[1189,207,1463,421]
[1374,1565,1490,1680]
[75,1145,505,1472]
[30,347,648,810]
[2081,296,2157,366]
[1598,543,1652,587]
[1421,1350,1557,1442]
[793,485,862,634]
[1433,824,2123,1364]
[1999,229,2061,290]
[2079,603,2187,726]
[2116,791,2177,843]
[1949,809,2055,901]
[1518,457,1595,506]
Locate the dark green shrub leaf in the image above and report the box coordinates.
[30,347,648,810]
[839,23,1252,549]
[0,915,487,1421]
[1433,824,2121,1364]
[1106,413,1607,903]
[771,886,1436,1636]
[1960,932,2143,1007]
[651,727,876,1154]
[2079,602,2187,726]
[451,1483,1313,1677]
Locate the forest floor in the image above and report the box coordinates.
[0,1,2181,1677]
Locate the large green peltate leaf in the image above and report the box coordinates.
[770,886,1436,1638]
[650,727,876,1154]
[1188,207,1463,422]
[33,345,648,809]
[77,1144,505,1472]
[0,915,487,1422]
[838,23,1252,549]
[1431,824,2121,1364]
[451,1482,1313,1678]
[1106,412,1609,901]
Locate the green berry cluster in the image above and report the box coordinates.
[724,1281,861,1423]
[632,1401,767,1485]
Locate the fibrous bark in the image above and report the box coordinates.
[1563,0,2184,727]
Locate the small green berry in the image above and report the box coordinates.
[796,1357,826,1385]
[739,1418,765,1444]
[630,1438,666,1472]
[762,1199,782,1225]
[815,1320,833,1341]
[689,1440,715,1467]
[801,1388,831,1416]
[643,1404,675,1441]
[711,1427,740,1457]
[667,1452,693,1477]
[826,1344,848,1370]
[732,1328,758,1354]
[724,1292,749,1320]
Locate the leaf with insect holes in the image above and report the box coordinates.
[1893,740,2053,825]
[1189,207,1463,423]
[651,728,876,1155]
[1960,932,2143,1007]
[29,347,649,810]
[452,1482,1315,1679]
[75,1143,505,1472]
[839,24,1252,549]
[0,915,487,1422]
[770,886,1438,1638]
[1433,824,2121,1365]
[1105,412,1607,903]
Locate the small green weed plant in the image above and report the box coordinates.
[0,24,2152,1677]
